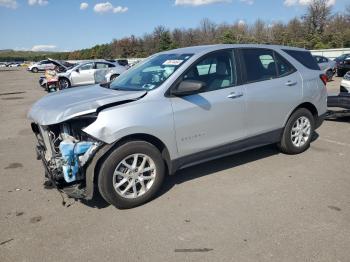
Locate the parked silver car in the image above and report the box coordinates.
[57,61,127,88]
[313,55,336,81]
[28,44,327,209]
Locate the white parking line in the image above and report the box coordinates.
[320,138,350,147]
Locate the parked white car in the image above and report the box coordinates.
[8,63,21,67]
[57,61,127,88]
[27,60,57,73]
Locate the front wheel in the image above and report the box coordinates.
[31,67,38,73]
[110,74,119,82]
[59,78,70,89]
[278,108,314,155]
[98,141,165,209]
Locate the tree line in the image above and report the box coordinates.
[2,0,350,62]
[65,0,350,60]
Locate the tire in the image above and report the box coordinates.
[98,141,165,209]
[278,108,315,155]
[337,69,345,77]
[59,78,70,89]
[110,74,119,82]
[31,67,38,73]
[326,69,333,81]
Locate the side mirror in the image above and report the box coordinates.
[75,68,80,73]
[171,80,205,96]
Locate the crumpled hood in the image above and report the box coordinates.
[28,84,146,125]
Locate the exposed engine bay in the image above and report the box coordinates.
[31,116,102,197]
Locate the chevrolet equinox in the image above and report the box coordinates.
[28,44,327,209]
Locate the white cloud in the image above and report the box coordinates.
[0,0,18,9]
[240,0,254,5]
[238,19,246,26]
[284,0,336,7]
[80,2,88,10]
[28,0,48,6]
[31,45,56,51]
[94,2,128,14]
[175,0,230,6]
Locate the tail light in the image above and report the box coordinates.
[320,74,327,86]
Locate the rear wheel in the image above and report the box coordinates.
[278,108,314,155]
[98,141,165,209]
[337,69,345,77]
[326,69,333,81]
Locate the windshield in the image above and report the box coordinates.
[110,53,193,91]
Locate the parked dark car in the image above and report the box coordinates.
[334,53,350,77]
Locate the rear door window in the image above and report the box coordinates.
[240,48,278,83]
[283,49,320,70]
[117,60,128,66]
[320,56,328,63]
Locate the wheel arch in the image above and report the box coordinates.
[109,74,119,81]
[85,133,172,200]
[284,102,318,127]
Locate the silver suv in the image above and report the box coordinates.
[28,44,327,209]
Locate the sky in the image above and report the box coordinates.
[0,0,348,52]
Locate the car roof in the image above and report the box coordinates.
[78,61,114,66]
[161,44,307,55]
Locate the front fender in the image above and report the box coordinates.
[83,99,178,159]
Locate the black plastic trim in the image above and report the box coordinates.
[169,128,283,174]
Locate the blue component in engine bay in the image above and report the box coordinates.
[59,141,94,183]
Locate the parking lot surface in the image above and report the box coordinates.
[0,69,349,262]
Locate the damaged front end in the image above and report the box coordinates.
[28,85,147,200]
[31,115,103,199]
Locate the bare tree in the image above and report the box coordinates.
[303,0,331,35]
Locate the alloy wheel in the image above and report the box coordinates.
[291,116,311,147]
[113,154,156,199]
[59,79,69,89]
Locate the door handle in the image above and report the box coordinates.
[285,80,297,86]
[227,92,243,99]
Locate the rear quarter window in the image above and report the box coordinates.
[283,49,320,70]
